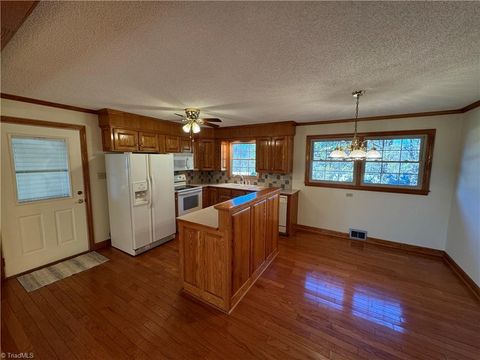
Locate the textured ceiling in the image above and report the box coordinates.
[2,1,480,126]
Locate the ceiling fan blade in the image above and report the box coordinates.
[202,118,222,122]
[203,121,220,128]
[174,113,185,117]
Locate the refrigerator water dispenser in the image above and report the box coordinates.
[132,181,149,205]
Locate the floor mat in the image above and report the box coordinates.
[17,251,109,292]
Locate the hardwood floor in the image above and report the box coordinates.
[2,230,480,359]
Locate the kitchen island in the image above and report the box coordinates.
[177,188,280,313]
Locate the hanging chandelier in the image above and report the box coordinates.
[329,90,381,161]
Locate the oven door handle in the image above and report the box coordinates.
[177,189,202,196]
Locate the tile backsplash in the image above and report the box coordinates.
[175,171,292,190]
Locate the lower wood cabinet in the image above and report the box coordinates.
[178,189,280,313]
[202,187,250,208]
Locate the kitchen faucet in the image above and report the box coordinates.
[233,174,246,184]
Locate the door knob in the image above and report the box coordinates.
[78,199,84,204]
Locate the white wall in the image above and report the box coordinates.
[446,107,480,285]
[292,114,464,250]
[1,99,110,243]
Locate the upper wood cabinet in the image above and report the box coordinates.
[193,139,219,171]
[181,137,192,153]
[165,136,180,153]
[113,128,138,151]
[256,136,293,174]
[256,137,271,173]
[138,132,159,152]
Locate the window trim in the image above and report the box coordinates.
[230,140,258,178]
[304,129,436,195]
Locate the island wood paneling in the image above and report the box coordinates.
[178,188,280,313]
[232,207,252,296]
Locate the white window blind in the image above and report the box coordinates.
[11,137,72,203]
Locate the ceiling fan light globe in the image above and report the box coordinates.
[192,122,201,133]
[182,123,191,133]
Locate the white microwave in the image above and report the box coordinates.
[173,153,194,171]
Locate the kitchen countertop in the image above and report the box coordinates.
[192,183,299,195]
[177,205,218,229]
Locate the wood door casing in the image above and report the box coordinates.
[113,128,138,151]
[251,200,267,274]
[139,132,159,152]
[231,207,251,296]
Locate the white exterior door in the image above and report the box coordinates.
[1,123,89,277]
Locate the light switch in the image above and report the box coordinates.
[97,172,107,180]
[346,193,353,197]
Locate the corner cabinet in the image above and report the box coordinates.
[256,136,293,174]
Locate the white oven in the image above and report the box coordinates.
[177,188,203,216]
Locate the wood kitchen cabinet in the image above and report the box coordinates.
[193,139,219,171]
[138,131,159,152]
[181,137,193,153]
[256,136,293,174]
[113,128,138,151]
[255,137,271,173]
[208,188,218,206]
[165,135,180,153]
[217,188,232,203]
[178,188,280,313]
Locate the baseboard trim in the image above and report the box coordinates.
[295,224,443,258]
[295,224,480,302]
[442,252,480,302]
[92,239,111,251]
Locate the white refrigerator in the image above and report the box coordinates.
[105,153,176,256]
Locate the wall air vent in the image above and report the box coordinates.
[349,228,367,240]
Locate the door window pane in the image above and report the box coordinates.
[11,137,72,203]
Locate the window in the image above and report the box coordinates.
[311,139,354,183]
[10,136,72,203]
[305,129,435,195]
[231,142,256,176]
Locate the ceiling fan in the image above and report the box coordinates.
[174,108,222,135]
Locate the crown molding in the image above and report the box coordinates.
[0,93,98,115]
[295,99,480,126]
[2,92,479,125]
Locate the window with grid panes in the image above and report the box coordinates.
[231,142,257,176]
[305,130,435,195]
